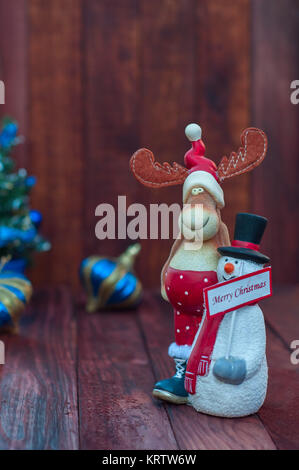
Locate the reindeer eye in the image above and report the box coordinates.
[191,187,204,196]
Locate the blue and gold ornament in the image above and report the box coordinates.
[80,244,142,312]
[0,269,32,333]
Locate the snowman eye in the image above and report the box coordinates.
[225,258,228,262]
[235,260,239,264]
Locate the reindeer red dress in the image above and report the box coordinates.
[130,124,267,404]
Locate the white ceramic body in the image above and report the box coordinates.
[188,303,268,417]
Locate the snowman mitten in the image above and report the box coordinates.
[213,357,246,385]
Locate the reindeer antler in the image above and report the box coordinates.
[217,128,267,182]
[130,148,188,188]
[130,127,268,188]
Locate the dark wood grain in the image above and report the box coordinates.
[195,0,251,239]
[251,0,299,283]
[1,285,299,449]
[0,287,78,450]
[0,0,28,168]
[135,0,196,288]
[0,0,297,289]
[77,299,178,450]
[263,285,299,347]
[258,287,299,450]
[133,0,251,286]
[83,0,140,265]
[138,292,275,450]
[28,0,84,288]
[259,327,299,450]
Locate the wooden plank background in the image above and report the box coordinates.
[0,0,298,290]
[252,0,299,284]
[1,285,298,449]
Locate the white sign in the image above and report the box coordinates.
[204,267,272,318]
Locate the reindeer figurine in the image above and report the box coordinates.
[130,124,268,404]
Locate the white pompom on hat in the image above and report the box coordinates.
[183,124,225,208]
[185,123,202,141]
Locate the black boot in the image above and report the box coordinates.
[152,358,188,404]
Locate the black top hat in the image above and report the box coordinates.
[217,213,270,264]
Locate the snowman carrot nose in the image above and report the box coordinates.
[224,262,234,274]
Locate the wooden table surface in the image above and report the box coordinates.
[0,285,298,450]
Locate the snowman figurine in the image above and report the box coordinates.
[186,213,270,417]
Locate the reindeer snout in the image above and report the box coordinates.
[181,206,204,230]
[224,262,235,274]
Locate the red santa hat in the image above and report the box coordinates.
[183,124,224,208]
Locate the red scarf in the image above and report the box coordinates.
[185,311,225,394]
